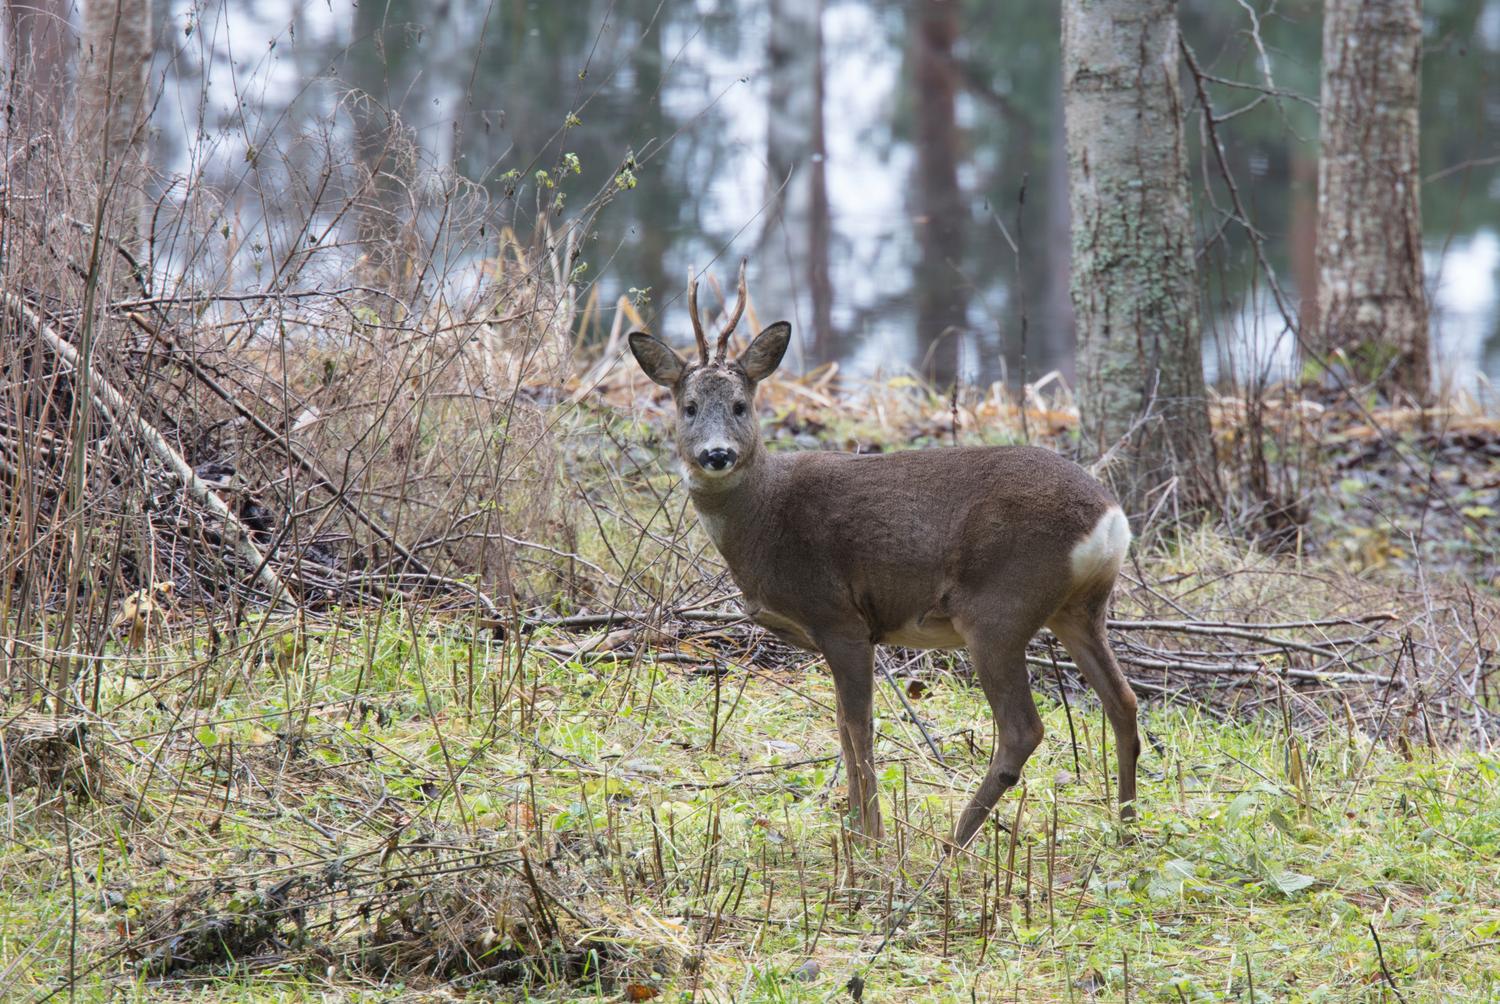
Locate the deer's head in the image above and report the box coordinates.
[628,259,791,488]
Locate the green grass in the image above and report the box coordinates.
[3,596,1498,1003]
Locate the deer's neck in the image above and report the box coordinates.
[686,446,774,560]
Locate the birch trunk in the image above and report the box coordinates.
[78,0,151,253]
[1314,0,1429,401]
[1061,0,1216,512]
[5,0,71,143]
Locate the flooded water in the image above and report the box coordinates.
[150,0,1500,397]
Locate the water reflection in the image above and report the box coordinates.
[152,0,1500,398]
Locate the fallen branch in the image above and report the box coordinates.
[517,608,1396,636]
[1027,654,1391,687]
[6,294,290,606]
[495,606,746,633]
[124,310,431,579]
[1108,613,1396,632]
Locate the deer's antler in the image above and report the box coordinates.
[687,266,710,365]
[714,258,749,363]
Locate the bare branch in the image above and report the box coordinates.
[4,294,291,606]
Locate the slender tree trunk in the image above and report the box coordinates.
[1314,0,1429,401]
[763,0,832,364]
[912,0,967,389]
[807,6,833,362]
[5,0,71,144]
[79,0,151,253]
[630,7,670,324]
[1061,0,1216,513]
[349,0,423,299]
[1042,73,1076,382]
[1290,151,1320,343]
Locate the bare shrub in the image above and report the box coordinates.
[1,67,600,697]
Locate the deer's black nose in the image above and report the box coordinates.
[698,447,737,471]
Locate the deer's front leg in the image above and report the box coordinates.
[819,634,882,840]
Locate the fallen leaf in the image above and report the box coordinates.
[506,802,536,829]
[111,581,175,649]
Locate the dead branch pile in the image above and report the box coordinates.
[0,711,100,797]
[0,113,591,670]
[124,839,620,987]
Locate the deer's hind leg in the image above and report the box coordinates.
[1048,598,1139,820]
[950,623,1043,850]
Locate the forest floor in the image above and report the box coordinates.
[3,382,1499,1003]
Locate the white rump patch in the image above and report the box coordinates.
[1069,506,1131,585]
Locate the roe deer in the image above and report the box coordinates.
[628,261,1137,848]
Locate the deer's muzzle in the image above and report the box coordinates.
[697,447,738,473]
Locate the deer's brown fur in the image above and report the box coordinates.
[629,266,1137,848]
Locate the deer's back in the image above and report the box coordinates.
[775,444,1114,543]
[725,445,1122,649]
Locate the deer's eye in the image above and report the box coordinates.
[684,402,698,419]
[732,401,747,417]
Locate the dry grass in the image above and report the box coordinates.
[2,537,1498,1001]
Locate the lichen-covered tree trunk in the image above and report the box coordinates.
[1062,0,1215,513]
[1042,74,1077,382]
[1314,0,1429,401]
[79,0,152,253]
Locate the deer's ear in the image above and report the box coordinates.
[628,332,686,387]
[738,321,791,383]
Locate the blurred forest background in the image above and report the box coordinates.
[15,0,1500,392]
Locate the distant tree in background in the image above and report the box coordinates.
[348,0,423,296]
[762,0,833,362]
[4,0,71,142]
[911,0,969,389]
[1313,0,1430,402]
[79,0,152,253]
[1061,0,1216,514]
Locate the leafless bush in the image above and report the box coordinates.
[0,69,609,700]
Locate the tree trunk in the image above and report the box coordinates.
[78,0,152,253]
[1314,0,1429,401]
[5,0,71,144]
[912,0,968,389]
[807,7,833,363]
[348,0,425,300]
[762,0,832,364]
[1290,150,1320,343]
[628,6,670,326]
[1061,0,1216,513]
[1041,72,1076,382]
